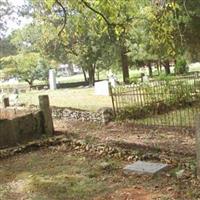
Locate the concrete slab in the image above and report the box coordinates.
[123,161,168,175]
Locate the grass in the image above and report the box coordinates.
[134,106,200,127]
[57,74,85,83]
[0,144,199,200]
[0,150,124,200]
[19,88,112,111]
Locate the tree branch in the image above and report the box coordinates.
[80,0,111,26]
[55,0,67,36]
[80,0,149,27]
[60,42,78,56]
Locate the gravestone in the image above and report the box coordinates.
[143,75,149,83]
[95,80,110,96]
[108,75,118,87]
[39,95,54,136]
[3,97,9,108]
[9,89,19,106]
[49,69,57,90]
[123,161,168,175]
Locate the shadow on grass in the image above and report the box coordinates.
[0,150,123,200]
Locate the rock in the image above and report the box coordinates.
[85,145,90,151]
[175,169,185,179]
[99,162,112,170]
[127,156,135,161]
[52,106,114,123]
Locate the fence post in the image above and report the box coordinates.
[109,82,116,117]
[3,97,9,108]
[39,95,54,136]
[196,114,200,178]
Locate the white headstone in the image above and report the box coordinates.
[107,71,118,87]
[143,75,149,83]
[109,75,117,87]
[9,94,18,106]
[49,69,57,90]
[95,80,110,96]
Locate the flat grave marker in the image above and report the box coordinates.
[123,161,168,175]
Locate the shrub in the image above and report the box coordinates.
[129,76,140,84]
[175,57,188,74]
[155,73,174,82]
[116,80,200,120]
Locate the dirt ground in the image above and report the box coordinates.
[0,147,171,200]
[54,119,195,156]
[0,119,200,200]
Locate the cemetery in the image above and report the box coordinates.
[1,0,200,199]
[1,73,200,199]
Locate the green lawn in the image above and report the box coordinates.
[57,74,85,83]
[19,88,112,111]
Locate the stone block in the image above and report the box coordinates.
[123,161,168,175]
[49,69,57,90]
[95,81,110,96]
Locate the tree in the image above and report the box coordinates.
[127,1,189,76]
[19,0,200,83]
[152,0,200,62]
[146,2,179,75]
[0,53,52,87]
[41,0,149,84]
[127,17,158,77]
[0,0,13,38]
[24,0,118,85]
[176,0,200,61]
[0,37,17,59]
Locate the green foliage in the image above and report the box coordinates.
[0,37,16,59]
[0,0,13,37]
[35,58,53,82]
[167,81,197,106]
[177,0,200,61]
[2,0,200,83]
[41,0,150,83]
[0,53,53,86]
[175,57,188,74]
[44,0,56,9]
[155,73,174,82]
[129,76,140,84]
[117,80,200,120]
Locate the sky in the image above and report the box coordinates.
[6,0,32,35]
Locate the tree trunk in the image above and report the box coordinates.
[163,60,171,75]
[96,69,100,81]
[82,67,88,82]
[148,62,153,77]
[25,79,33,90]
[88,64,95,86]
[156,61,160,75]
[120,46,129,84]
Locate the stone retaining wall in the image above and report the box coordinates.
[0,95,54,149]
[51,106,114,124]
[0,111,44,149]
[0,107,38,120]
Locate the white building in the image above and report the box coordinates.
[57,64,81,77]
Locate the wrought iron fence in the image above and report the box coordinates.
[111,76,200,128]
